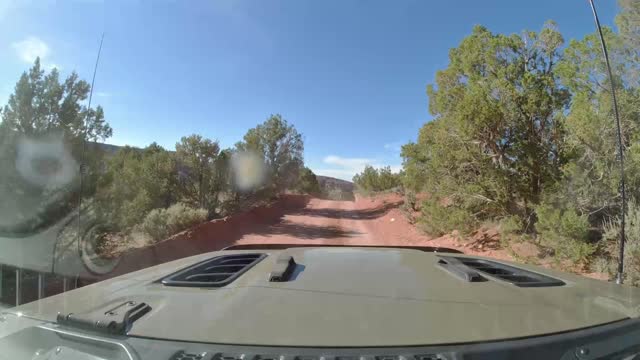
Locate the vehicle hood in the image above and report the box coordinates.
[9,247,640,347]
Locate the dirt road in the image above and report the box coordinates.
[110,194,512,278]
[233,195,517,260]
[235,198,395,247]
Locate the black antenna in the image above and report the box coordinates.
[587,0,626,284]
[77,33,105,253]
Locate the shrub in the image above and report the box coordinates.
[166,203,208,233]
[418,198,476,236]
[499,215,523,235]
[140,203,207,242]
[400,191,419,223]
[535,204,595,267]
[353,165,401,193]
[497,215,524,245]
[140,208,170,242]
[602,199,640,286]
[405,191,418,211]
[296,167,321,195]
[591,256,614,275]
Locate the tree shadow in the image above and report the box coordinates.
[293,200,402,220]
[260,221,363,239]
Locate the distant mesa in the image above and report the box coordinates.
[316,175,354,192]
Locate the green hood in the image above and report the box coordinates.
[10,247,640,347]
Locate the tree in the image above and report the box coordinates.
[212,149,232,195]
[353,165,401,193]
[0,58,112,232]
[618,0,640,41]
[175,135,221,214]
[296,167,321,195]
[237,114,304,194]
[551,25,640,220]
[403,22,570,232]
[0,58,112,193]
[1,58,112,141]
[95,144,179,231]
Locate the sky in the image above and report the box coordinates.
[0,0,620,181]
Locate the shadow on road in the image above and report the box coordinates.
[293,200,402,220]
[263,222,363,239]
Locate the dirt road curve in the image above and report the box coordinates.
[110,195,512,278]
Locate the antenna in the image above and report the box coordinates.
[587,0,626,284]
[77,33,105,254]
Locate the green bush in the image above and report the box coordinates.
[497,215,524,245]
[591,256,614,275]
[140,208,170,242]
[535,204,595,267]
[166,203,208,233]
[141,203,207,242]
[499,215,523,235]
[400,191,419,223]
[296,167,321,195]
[602,199,640,286]
[405,191,418,211]
[353,165,401,193]
[418,198,477,236]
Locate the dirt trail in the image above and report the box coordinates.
[109,194,514,278]
[231,196,607,279]
[104,193,608,281]
[235,198,380,247]
[234,196,512,259]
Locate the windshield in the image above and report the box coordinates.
[1,0,639,358]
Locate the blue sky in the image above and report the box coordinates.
[0,0,619,180]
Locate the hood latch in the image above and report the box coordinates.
[57,300,151,335]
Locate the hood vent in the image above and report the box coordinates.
[439,256,565,287]
[161,253,266,287]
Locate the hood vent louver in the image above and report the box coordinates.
[161,253,266,287]
[437,257,487,283]
[439,256,565,287]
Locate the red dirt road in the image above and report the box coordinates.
[236,196,512,259]
[235,198,399,247]
[110,194,514,278]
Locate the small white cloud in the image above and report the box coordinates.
[315,155,376,181]
[95,91,111,98]
[323,155,375,169]
[12,36,50,64]
[383,141,403,153]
